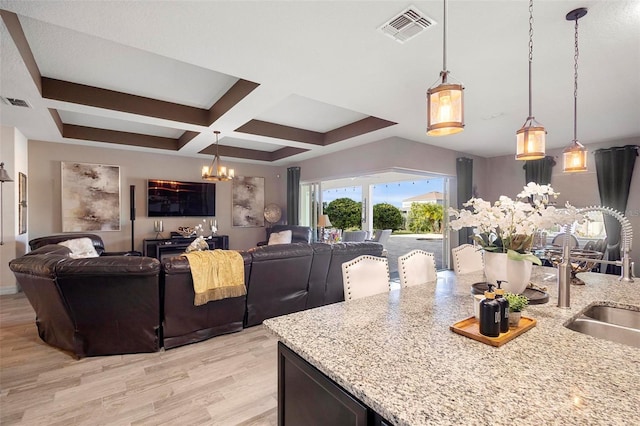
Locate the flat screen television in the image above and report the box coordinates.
[147,179,215,217]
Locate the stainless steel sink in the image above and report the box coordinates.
[565,304,640,348]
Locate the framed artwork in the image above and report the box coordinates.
[61,162,121,232]
[232,176,265,227]
[18,172,27,234]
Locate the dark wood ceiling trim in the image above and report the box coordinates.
[200,144,308,162]
[63,124,179,150]
[48,109,63,135]
[42,78,210,126]
[200,144,273,162]
[270,146,309,161]
[235,119,325,145]
[1,10,42,94]
[323,116,396,145]
[236,116,396,147]
[177,131,199,150]
[207,79,260,124]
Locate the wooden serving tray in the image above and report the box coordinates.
[450,316,536,347]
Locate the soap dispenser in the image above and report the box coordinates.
[479,284,501,337]
[495,281,510,333]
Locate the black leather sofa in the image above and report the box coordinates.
[162,241,385,333]
[28,232,137,256]
[10,234,384,356]
[9,243,161,358]
[257,225,313,246]
[161,251,251,349]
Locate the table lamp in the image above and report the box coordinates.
[0,162,14,245]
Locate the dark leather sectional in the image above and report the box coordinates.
[9,234,383,357]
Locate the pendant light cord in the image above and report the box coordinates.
[215,131,220,165]
[441,0,448,83]
[527,0,534,119]
[573,17,580,142]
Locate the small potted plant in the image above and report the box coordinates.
[504,293,529,327]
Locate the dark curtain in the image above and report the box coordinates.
[456,157,474,245]
[287,167,300,225]
[523,156,556,185]
[594,145,638,274]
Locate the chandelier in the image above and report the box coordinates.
[202,131,234,181]
[515,0,546,160]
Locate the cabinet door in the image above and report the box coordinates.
[278,342,368,426]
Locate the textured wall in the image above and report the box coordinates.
[27,140,288,254]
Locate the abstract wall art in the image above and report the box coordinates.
[61,162,121,232]
[232,176,265,227]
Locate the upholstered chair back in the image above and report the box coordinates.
[341,255,390,301]
[451,244,484,274]
[398,249,437,287]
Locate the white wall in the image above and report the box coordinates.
[27,140,288,255]
[0,126,28,294]
[293,136,489,263]
[297,137,487,189]
[485,137,640,274]
[295,136,488,211]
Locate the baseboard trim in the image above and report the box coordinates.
[0,286,19,295]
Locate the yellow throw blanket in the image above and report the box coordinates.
[183,250,246,306]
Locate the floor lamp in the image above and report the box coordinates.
[0,163,14,245]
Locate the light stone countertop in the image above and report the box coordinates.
[263,267,640,426]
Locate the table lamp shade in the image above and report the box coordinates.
[318,215,332,228]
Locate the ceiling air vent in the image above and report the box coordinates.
[379,5,436,44]
[1,97,31,108]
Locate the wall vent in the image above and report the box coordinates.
[379,5,436,44]
[1,97,31,108]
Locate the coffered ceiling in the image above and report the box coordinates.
[1,1,638,166]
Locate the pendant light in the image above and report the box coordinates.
[426,0,464,136]
[562,8,588,173]
[202,131,234,181]
[516,0,546,160]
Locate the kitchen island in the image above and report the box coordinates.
[263,267,640,425]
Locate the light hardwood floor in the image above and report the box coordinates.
[0,293,279,425]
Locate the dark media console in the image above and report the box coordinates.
[143,235,229,261]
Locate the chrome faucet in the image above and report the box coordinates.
[557,206,634,308]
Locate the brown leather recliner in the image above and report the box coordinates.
[28,233,138,256]
[161,253,250,349]
[257,225,312,246]
[244,242,315,327]
[9,244,161,358]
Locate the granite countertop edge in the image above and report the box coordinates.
[264,269,640,426]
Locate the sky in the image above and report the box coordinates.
[322,178,444,208]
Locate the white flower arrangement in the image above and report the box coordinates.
[449,183,584,261]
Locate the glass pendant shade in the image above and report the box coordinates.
[563,141,588,172]
[427,82,464,136]
[515,118,546,160]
